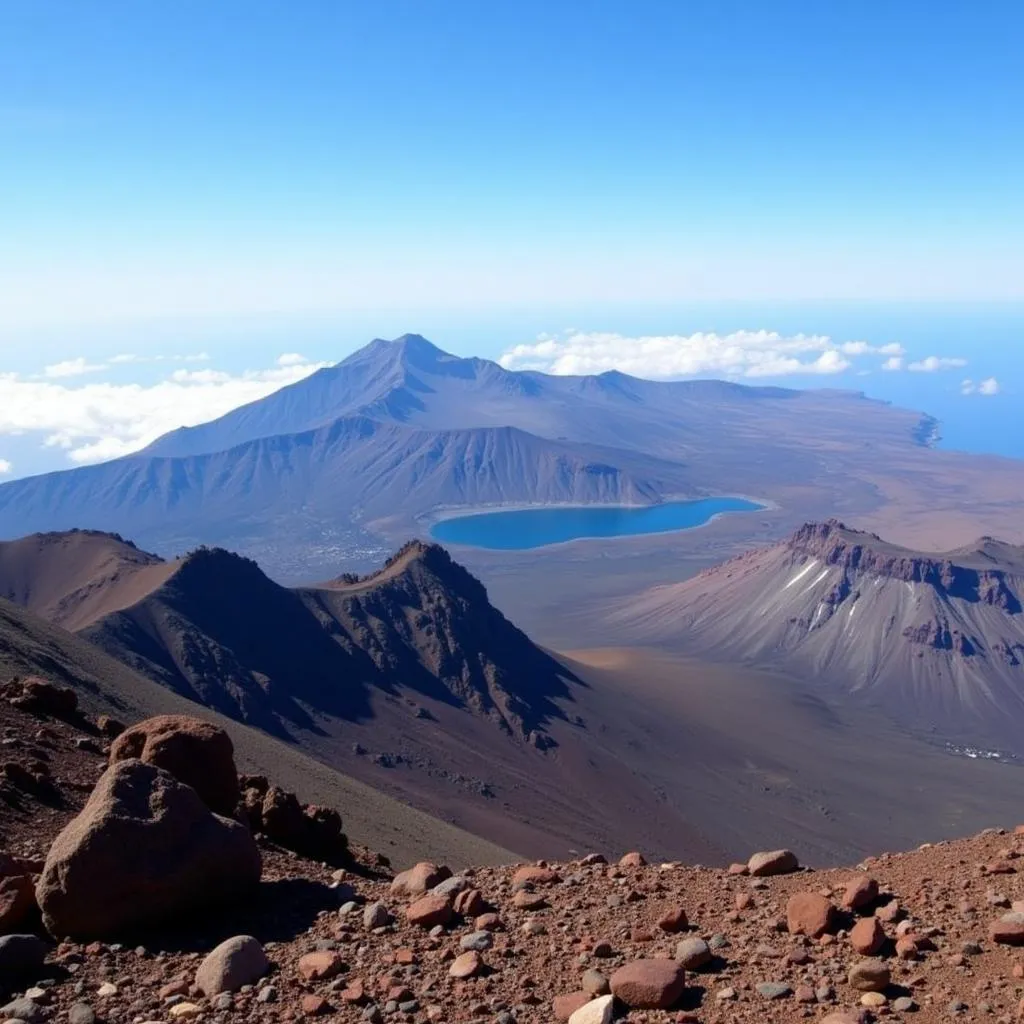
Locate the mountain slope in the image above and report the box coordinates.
[0,594,515,867]
[0,529,171,631]
[610,519,1024,751]
[0,531,573,744]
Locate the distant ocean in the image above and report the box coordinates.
[375,300,1024,461]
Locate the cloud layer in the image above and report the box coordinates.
[0,355,329,466]
[499,330,911,379]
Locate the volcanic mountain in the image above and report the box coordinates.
[611,519,1024,751]
[0,333,947,579]
[0,530,573,743]
[0,592,513,868]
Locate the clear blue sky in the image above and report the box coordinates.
[0,1,1021,478]
[2,0,1023,331]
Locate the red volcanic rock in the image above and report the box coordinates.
[850,917,886,955]
[512,865,560,890]
[610,959,686,1009]
[297,950,345,981]
[657,907,689,933]
[109,715,239,816]
[841,875,879,911]
[35,759,260,939]
[448,951,484,978]
[406,893,453,928]
[454,888,486,917]
[786,892,835,938]
[391,861,452,898]
[991,913,1024,946]
[553,992,591,1020]
[619,851,647,868]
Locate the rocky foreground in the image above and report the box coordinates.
[4,682,1024,1024]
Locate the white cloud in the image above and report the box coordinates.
[0,459,11,475]
[277,352,309,367]
[0,357,331,467]
[907,355,968,372]
[498,330,912,380]
[964,377,1001,396]
[882,356,904,371]
[43,357,106,379]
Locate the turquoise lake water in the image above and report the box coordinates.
[429,497,764,550]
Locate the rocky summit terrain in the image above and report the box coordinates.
[4,679,1024,1024]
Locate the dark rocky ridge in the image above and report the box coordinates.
[0,531,575,747]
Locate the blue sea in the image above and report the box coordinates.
[430,497,763,550]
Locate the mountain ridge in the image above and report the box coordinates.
[608,519,1024,753]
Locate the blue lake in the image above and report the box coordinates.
[429,497,764,550]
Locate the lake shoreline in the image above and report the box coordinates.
[424,494,773,551]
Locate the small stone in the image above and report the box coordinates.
[657,907,688,933]
[990,912,1024,945]
[460,931,493,951]
[618,852,646,869]
[748,849,799,876]
[168,1003,202,1019]
[300,994,331,1016]
[850,917,885,955]
[568,994,613,1024]
[553,992,590,1021]
[674,937,711,970]
[848,958,890,992]
[716,987,737,1001]
[406,894,453,928]
[297,950,345,981]
[96,983,118,998]
[582,970,609,996]
[195,935,269,995]
[861,992,887,1008]
[0,999,45,1024]
[757,982,792,1000]
[448,951,484,979]
[842,875,879,911]
[893,996,917,1011]
[362,901,389,930]
[787,892,835,937]
[68,1003,96,1024]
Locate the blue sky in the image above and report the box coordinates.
[0,1,1021,476]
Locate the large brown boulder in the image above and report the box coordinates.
[36,759,260,939]
[610,959,686,1009]
[109,715,240,817]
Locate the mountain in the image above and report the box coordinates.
[0,593,514,868]
[0,334,944,579]
[609,519,1024,751]
[5,528,1023,864]
[0,531,573,745]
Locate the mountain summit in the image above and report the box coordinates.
[0,335,938,578]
